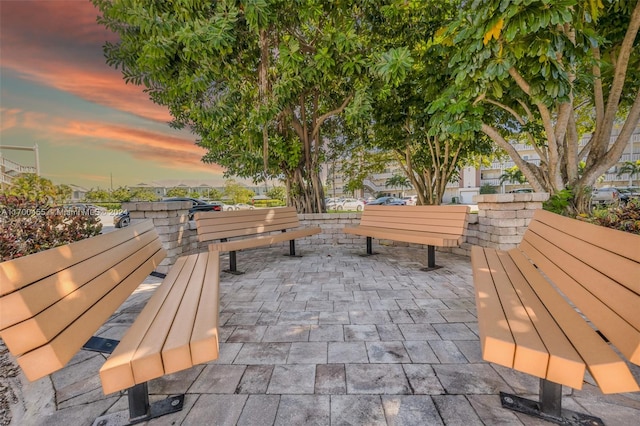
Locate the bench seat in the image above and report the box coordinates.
[471,209,640,424]
[100,250,220,395]
[207,227,320,252]
[343,205,470,270]
[0,220,166,382]
[0,221,222,425]
[344,225,464,247]
[195,207,320,273]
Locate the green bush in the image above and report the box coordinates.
[253,199,285,208]
[0,195,102,261]
[479,184,498,194]
[581,198,640,234]
[543,188,575,215]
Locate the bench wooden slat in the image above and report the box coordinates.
[517,242,639,394]
[208,227,321,252]
[198,215,298,233]
[0,220,155,296]
[1,238,164,356]
[197,206,298,222]
[190,251,220,365]
[0,229,160,331]
[356,219,466,235]
[130,255,198,384]
[99,255,191,394]
[11,246,165,382]
[533,208,640,264]
[344,226,462,247]
[506,249,586,388]
[198,210,299,228]
[197,208,299,226]
[99,251,220,395]
[527,219,639,295]
[196,207,298,226]
[471,246,518,368]
[521,232,640,367]
[195,207,320,274]
[363,205,470,214]
[198,219,300,242]
[361,211,468,223]
[195,207,304,242]
[488,250,550,379]
[161,252,217,375]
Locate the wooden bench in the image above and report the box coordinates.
[0,221,221,425]
[195,207,321,274]
[343,205,470,271]
[471,209,640,425]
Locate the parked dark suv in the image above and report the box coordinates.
[165,197,223,219]
[114,198,222,228]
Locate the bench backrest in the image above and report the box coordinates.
[359,205,470,235]
[0,220,166,381]
[517,209,640,366]
[195,207,301,242]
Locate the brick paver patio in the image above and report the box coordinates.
[6,244,640,425]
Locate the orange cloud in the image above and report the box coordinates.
[1,2,172,123]
[0,108,23,131]
[19,113,223,174]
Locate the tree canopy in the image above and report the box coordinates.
[93,0,379,213]
[432,0,640,212]
[93,0,639,213]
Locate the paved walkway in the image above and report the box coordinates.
[6,245,640,425]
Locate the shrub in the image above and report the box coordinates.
[580,198,640,235]
[0,195,103,261]
[543,188,575,215]
[479,184,498,194]
[253,199,285,208]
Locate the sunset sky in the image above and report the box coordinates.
[0,0,227,190]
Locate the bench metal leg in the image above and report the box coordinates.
[284,239,302,257]
[83,336,120,354]
[420,245,442,272]
[500,379,604,425]
[223,250,244,275]
[93,382,184,426]
[360,237,378,256]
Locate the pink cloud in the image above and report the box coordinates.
[18,113,223,174]
[0,108,22,131]
[1,2,172,123]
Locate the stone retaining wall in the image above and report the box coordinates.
[472,193,549,250]
[123,196,548,271]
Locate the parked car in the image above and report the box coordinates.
[114,210,130,228]
[164,197,223,219]
[325,198,342,210]
[402,195,418,206]
[508,188,534,193]
[214,202,235,211]
[591,187,620,206]
[366,196,406,206]
[616,187,640,205]
[338,198,365,211]
[234,203,255,210]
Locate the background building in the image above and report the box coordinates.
[326,125,640,203]
[0,146,38,189]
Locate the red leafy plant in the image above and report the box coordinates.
[0,194,102,261]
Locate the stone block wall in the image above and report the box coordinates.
[298,212,363,246]
[472,193,549,250]
[123,198,547,270]
[122,201,192,274]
